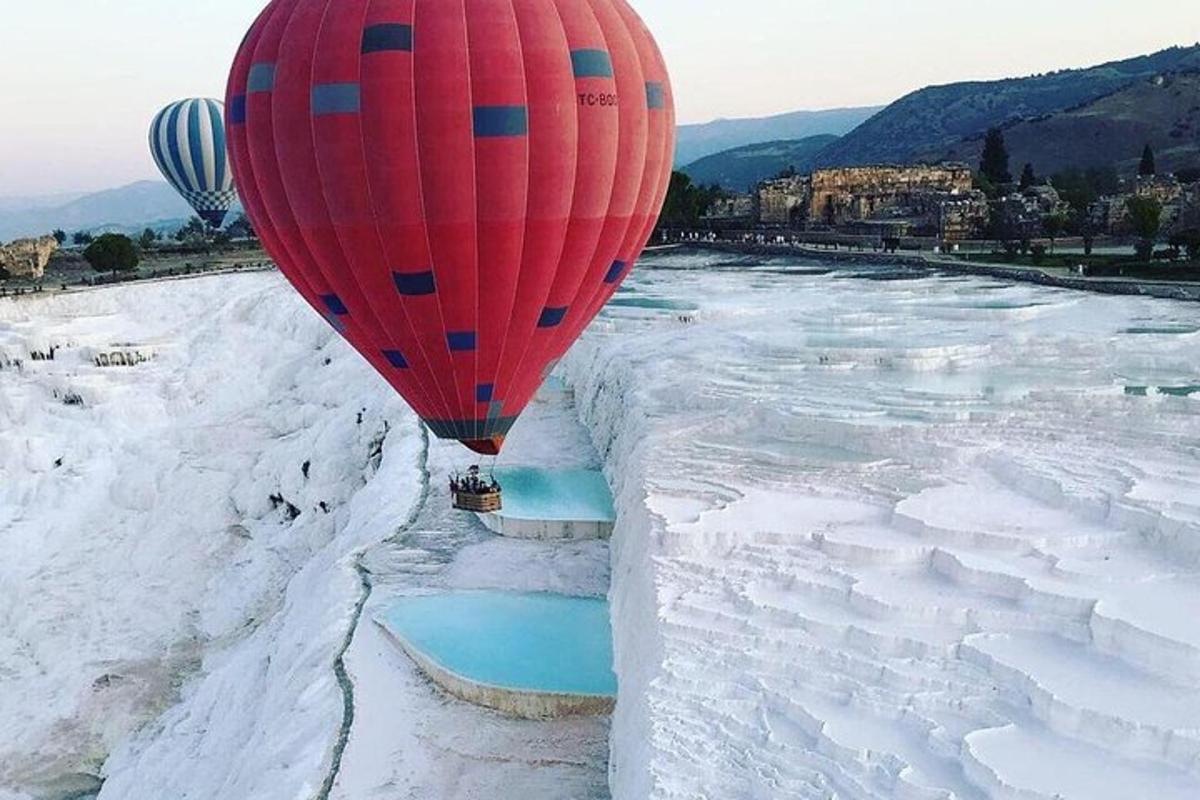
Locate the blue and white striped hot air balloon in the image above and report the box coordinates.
[149,98,236,229]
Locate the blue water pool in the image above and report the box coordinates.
[605,296,698,312]
[382,592,617,696]
[540,374,569,393]
[493,467,616,522]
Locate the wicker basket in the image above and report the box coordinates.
[453,490,503,513]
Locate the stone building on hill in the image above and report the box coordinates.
[1091,174,1193,235]
[757,176,809,227]
[756,163,988,240]
[990,185,1072,241]
[703,194,756,227]
[806,164,974,226]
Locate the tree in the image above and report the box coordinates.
[1126,196,1162,260]
[174,216,209,243]
[1176,167,1200,185]
[1052,167,1121,213]
[658,171,724,229]
[138,228,159,250]
[1019,163,1037,191]
[226,213,256,240]
[83,234,139,273]
[1139,144,1157,177]
[1072,209,1097,256]
[980,128,1012,185]
[973,172,999,200]
[52,230,67,245]
[72,231,93,246]
[1042,212,1068,252]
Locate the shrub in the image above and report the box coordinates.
[1126,196,1162,260]
[83,234,139,273]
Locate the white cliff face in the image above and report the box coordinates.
[564,253,1200,800]
[0,275,425,800]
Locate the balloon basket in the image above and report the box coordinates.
[453,489,503,514]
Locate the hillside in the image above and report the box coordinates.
[681,135,839,190]
[814,45,1200,168]
[0,192,86,214]
[675,106,879,167]
[0,181,197,240]
[940,72,1200,176]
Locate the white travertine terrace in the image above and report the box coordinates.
[565,252,1200,800]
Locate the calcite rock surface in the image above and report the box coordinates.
[0,236,58,280]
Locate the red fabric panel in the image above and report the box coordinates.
[311,0,440,420]
[490,0,577,409]
[413,0,478,424]
[500,0,623,412]
[361,0,461,424]
[465,0,528,427]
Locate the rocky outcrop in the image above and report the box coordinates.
[0,236,58,280]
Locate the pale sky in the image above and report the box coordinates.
[1,0,1197,196]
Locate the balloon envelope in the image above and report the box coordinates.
[226,0,674,454]
[150,98,237,229]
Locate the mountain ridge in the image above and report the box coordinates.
[675,106,880,167]
[937,71,1200,176]
[681,135,839,191]
[814,44,1200,168]
[0,181,227,241]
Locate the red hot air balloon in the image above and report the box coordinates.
[226,0,674,455]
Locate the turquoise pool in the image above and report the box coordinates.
[382,592,617,696]
[605,296,698,312]
[493,468,616,522]
[540,374,569,393]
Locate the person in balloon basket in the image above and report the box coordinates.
[450,466,501,497]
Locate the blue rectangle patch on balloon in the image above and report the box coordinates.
[312,83,361,116]
[447,331,477,352]
[393,270,436,296]
[383,350,409,369]
[362,24,413,54]
[646,82,666,110]
[321,294,349,316]
[247,63,276,93]
[571,49,614,78]
[473,106,528,137]
[538,306,569,328]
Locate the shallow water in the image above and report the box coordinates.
[381,592,616,696]
[493,467,616,522]
[604,297,699,312]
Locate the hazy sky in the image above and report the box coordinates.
[2,0,1197,196]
